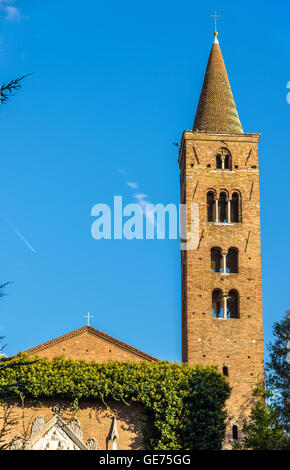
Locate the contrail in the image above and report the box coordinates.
[3,216,36,254]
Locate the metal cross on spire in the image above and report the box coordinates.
[211,10,221,35]
[84,312,94,326]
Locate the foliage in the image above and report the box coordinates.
[0,75,31,103]
[0,283,10,356]
[0,73,31,448]
[0,338,7,358]
[0,405,20,450]
[233,384,290,450]
[0,283,10,299]
[0,354,230,450]
[266,311,290,432]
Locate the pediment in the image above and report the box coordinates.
[22,326,158,362]
[24,416,91,450]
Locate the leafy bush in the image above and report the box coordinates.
[0,354,230,450]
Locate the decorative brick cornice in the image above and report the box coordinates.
[21,326,159,362]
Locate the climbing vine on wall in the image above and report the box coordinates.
[0,354,230,450]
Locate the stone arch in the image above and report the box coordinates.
[207,187,217,195]
[218,188,230,198]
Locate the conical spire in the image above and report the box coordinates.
[193,33,243,134]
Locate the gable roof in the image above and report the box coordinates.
[22,325,158,362]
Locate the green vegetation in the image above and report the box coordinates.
[0,354,230,450]
[266,311,290,433]
[233,385,290,450]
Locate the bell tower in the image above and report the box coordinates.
[179,32,264,447]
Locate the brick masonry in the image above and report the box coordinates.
[1,398,144,450]
[2,131,265,449]
[1,132,265,450]
[21,326,158,363]
[179,131,264,447]
[0,327,156,449]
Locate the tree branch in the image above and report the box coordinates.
[0,74,32,103]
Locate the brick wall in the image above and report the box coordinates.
[179,131,264,447]
[0,398,144,450]
[22,327,157,363]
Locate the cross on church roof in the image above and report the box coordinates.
[83,312,94,326]
[211,10,221,35]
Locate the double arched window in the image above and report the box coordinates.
[216,148,232,170]
[211,247,238,274]
[212,289,239,319]
[207,191,241,223]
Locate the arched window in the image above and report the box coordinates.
[211,247,222,273]
[231,192,240,222]
[207,191,215,222]
[226,248,239,273]
[218,192,228,223]
[232,425,238,440]
[224,153,231,170]
[227,290,239,318]
[223,366,229,377]
[212,289,223,318]
[216,148,232,170]
[216,154,222,169]
[213,289,239,319]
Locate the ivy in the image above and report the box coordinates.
[0,354,230,450]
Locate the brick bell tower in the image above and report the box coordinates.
[178,31,264,447]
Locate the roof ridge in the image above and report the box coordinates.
[20,326,158,362]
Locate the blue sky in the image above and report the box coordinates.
[0,0,289,362]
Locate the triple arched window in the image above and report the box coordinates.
[211,247,238,274]
[207,190,241,223]
[212,289,239,319]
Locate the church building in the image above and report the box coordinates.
[1,29,264,450]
